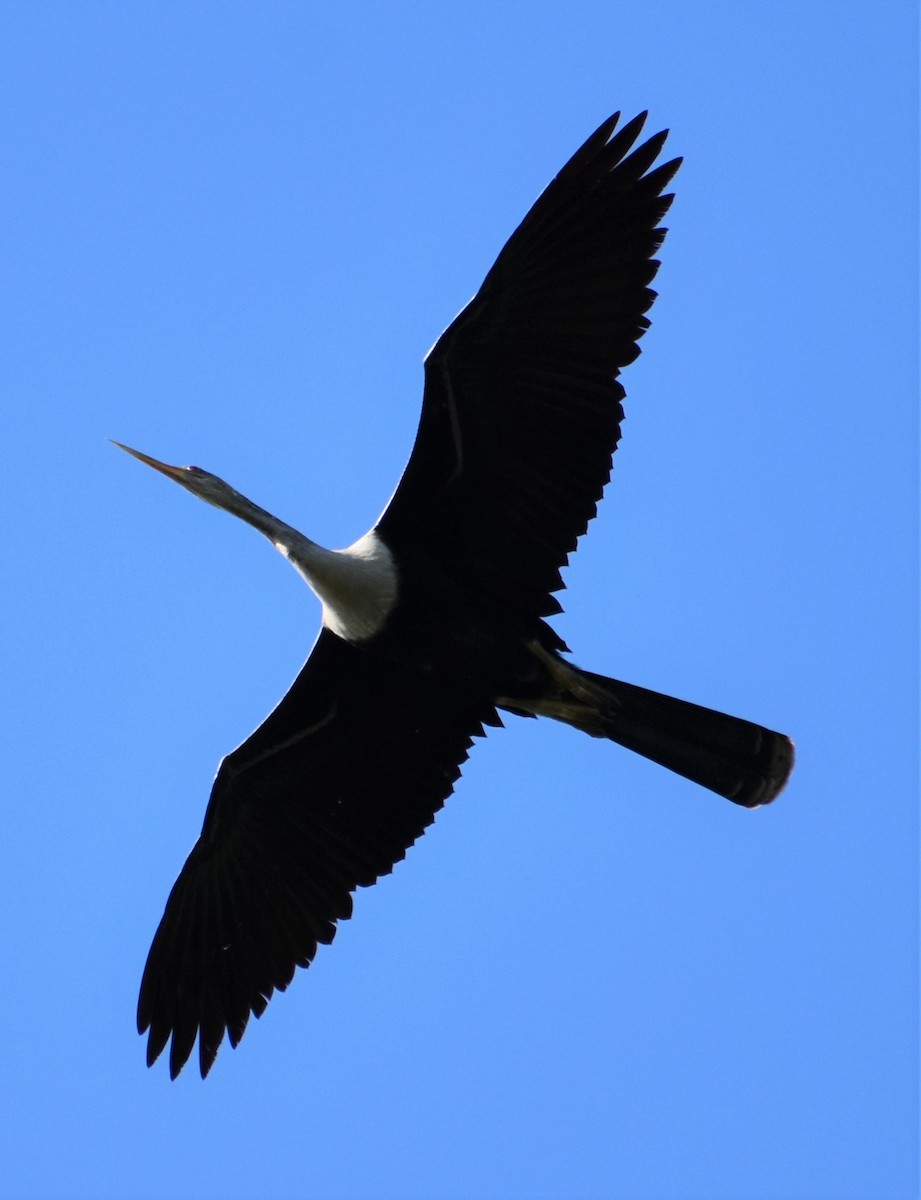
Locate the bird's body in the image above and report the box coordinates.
[118,111,793,1080]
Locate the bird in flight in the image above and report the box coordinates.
[117,111,793,1080]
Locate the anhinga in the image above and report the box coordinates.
[117,111,793,1080]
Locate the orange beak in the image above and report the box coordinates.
[111,441,188,483]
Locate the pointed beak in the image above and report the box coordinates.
[111,440,188,483]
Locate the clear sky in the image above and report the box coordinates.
[1,3,916,1198]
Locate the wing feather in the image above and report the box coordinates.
[138,630,490,1078]
[377,111,680,619]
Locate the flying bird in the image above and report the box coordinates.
[117,111,793,1080]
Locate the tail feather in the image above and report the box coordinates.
[509,648,794,808]
[579,669,793,807]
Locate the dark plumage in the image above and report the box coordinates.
[121,111,793,1080]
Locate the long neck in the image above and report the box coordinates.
[225,492,398,643]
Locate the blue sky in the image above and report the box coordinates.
[1,3,916,1198]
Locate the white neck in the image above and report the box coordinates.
[187,480,399,643]
[274,527,398,643]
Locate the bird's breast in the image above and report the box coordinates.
[284,528,399,643]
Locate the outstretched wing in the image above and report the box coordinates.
[138,114,680,1080]
[138,629,495,1079]
[377,111,680,619]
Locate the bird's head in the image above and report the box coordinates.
[111,441,251,514]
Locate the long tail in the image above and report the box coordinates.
[507,646,794,808]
